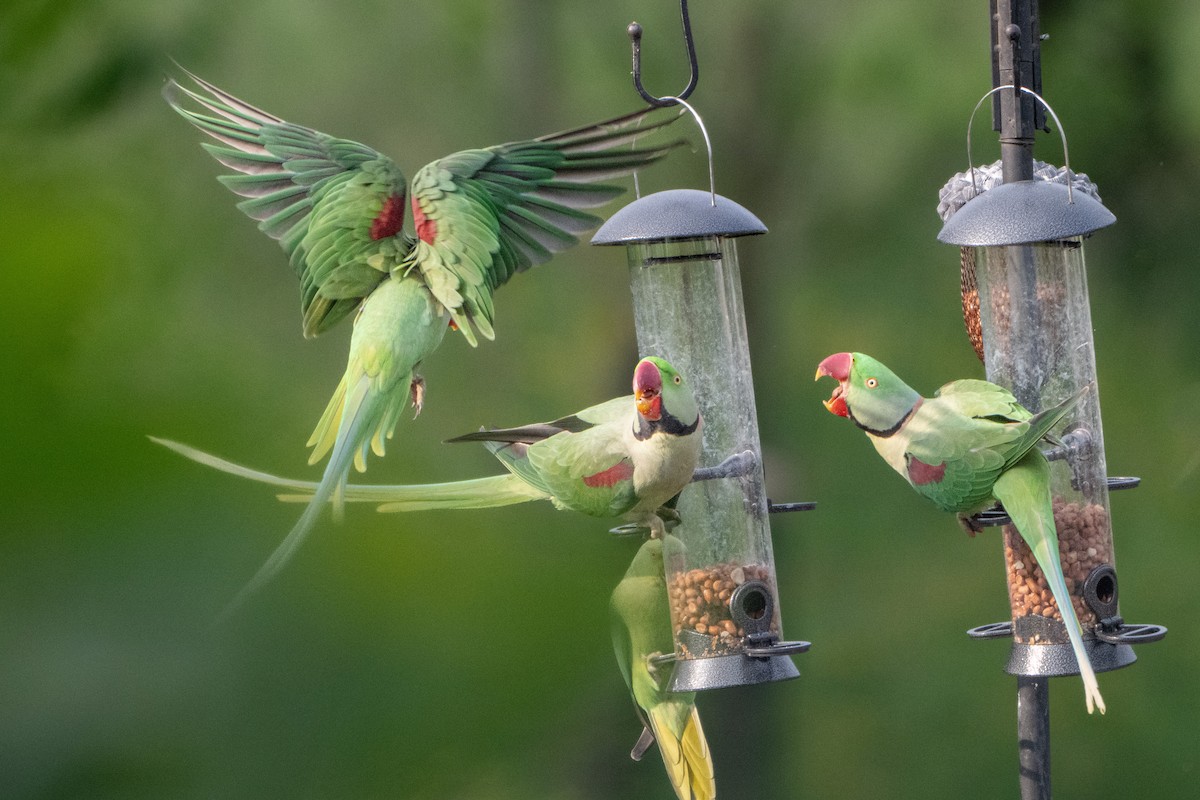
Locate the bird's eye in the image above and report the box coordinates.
[673,375,682,385]
[866,377,878,389]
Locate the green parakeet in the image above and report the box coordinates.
[815,351,1105,714]
[164,70,680,609]
[154,356,702,538]
[611,536,715,800]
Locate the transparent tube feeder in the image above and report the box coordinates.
[593,188,808,691]
[939,166,1165,678]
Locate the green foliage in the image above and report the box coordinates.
[2,1,1196,798]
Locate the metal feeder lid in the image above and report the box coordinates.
[591,188,767,245]
[937,179,1115,246]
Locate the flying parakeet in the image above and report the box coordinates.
[154,356,702,539]
[815,351,1105,714]
[164,69,681,609]
[611,536,715,800]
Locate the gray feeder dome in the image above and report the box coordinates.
[591,188,767,244]
[937,166,1115,247]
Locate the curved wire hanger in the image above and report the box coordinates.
[965,84,1075,202]
[626,1,715,204]
[628,0,698,107]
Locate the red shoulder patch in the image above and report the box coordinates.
[583,460,634,489]
[411,196,438,244]
[370,193,406,240]
[907,455,946,486]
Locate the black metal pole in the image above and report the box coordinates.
[993,2,1052,798]
[1017,676,1052,800]
[991,0,1044,182]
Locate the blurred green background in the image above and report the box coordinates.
[2,1,1197,798]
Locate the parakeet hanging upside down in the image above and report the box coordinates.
[155,356,702,541]
[815,351,1104,714]
[164,69,681,610]
[611,536,715,800]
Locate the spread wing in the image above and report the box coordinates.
[166,70,406,337]
[408,108,682,345]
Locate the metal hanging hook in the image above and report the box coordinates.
[628,0,698,107]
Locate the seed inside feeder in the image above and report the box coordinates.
[1004,499,1112,644]
[667,562,780,656]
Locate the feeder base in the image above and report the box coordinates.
[668,645,804,692]
[1004,638,1136,678]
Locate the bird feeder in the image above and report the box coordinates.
[593,188,808,690]
[937,164,1166,676]
[935,7,1163,796]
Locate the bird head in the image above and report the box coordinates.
[634,357,700,433]
[815,352,921,433]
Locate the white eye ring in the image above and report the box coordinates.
[673,375,682,384]
[866,377,878,389]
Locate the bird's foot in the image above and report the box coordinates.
[655,506,682,533]
[409,375,426,418]
[646,514,666,540]
[957,513,983,538]
[645,652,663,681]
[645,650,677,688]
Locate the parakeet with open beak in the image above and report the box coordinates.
[611,536,715,800]
[154,357,701,540]
[163,69,681,610]
[815,351,1104,714]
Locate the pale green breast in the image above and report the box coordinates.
[627,419,703,513]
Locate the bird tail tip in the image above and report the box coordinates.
[1086,683,1107,715]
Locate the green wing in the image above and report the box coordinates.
[933,379,1033,422]
[407,108,682,345]
[469,417,634,518]
[446,397,630,445]
[900,394,1027,512]
[165,70,406,337]
[545,396,633,429]
[904,382,1085,513]
[526,421,638,517]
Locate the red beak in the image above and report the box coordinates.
[634,359,663,420]
[815,352,851,417]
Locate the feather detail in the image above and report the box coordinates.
[166,70,405,337]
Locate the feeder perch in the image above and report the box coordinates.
[593,188,809,691]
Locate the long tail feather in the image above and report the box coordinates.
[152,436,544,509]
[151,436,317,492]
[345,474,546,512]
[649,704,716,800]
[213,375,389,619]
[994,452,1106,714]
